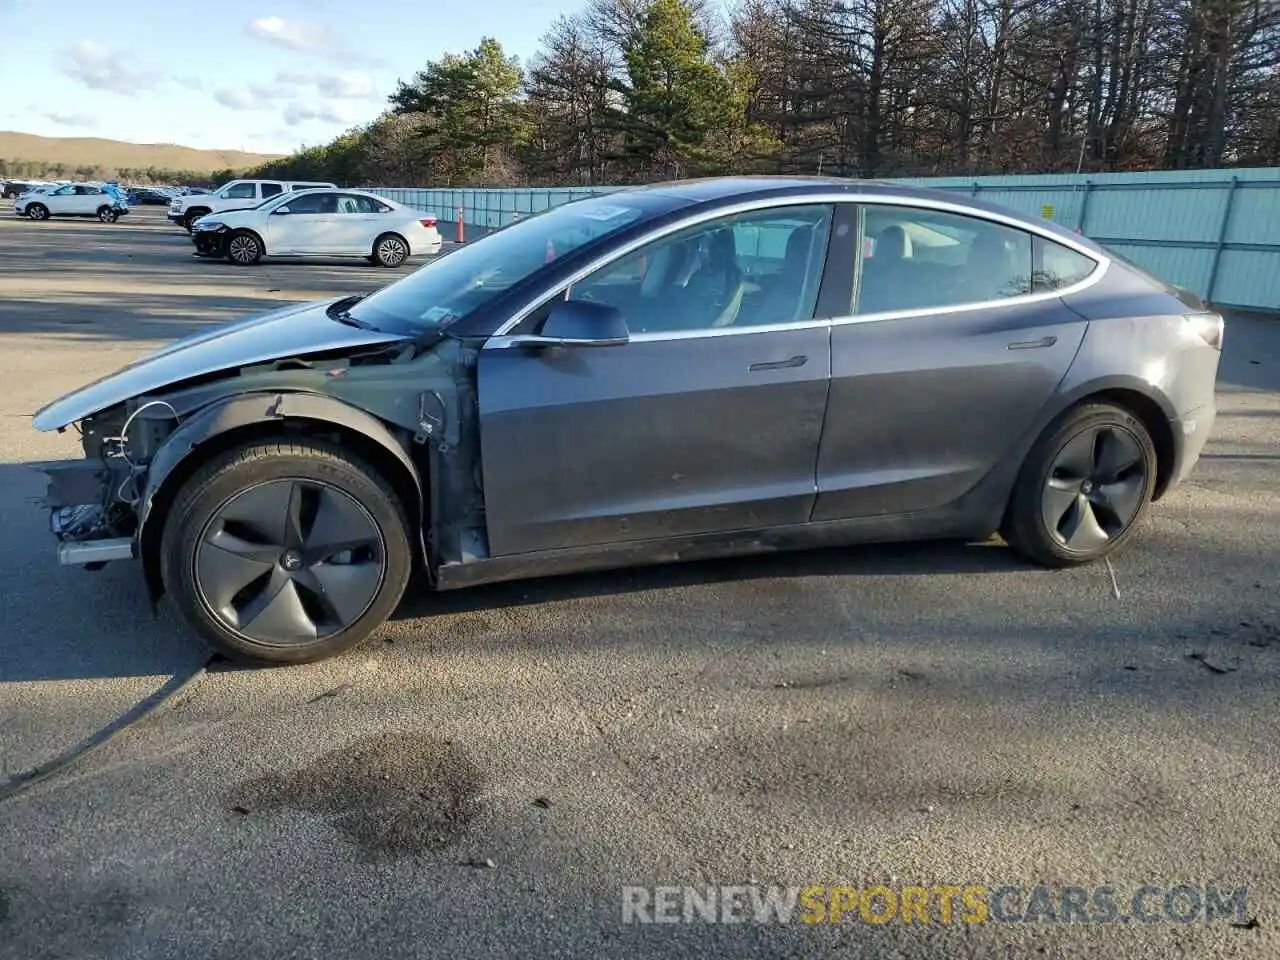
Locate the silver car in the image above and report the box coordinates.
[32,177,1223,665]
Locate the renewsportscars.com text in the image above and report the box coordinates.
[621,884,1249,925]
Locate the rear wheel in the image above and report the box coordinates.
[161,438,413,665]
[27,203,48,221]
[226,230,263,265]
[1002,403,1157,567]
[373,233,409,267]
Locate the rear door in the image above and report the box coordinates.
[331,193,382,253]
[812,201,1097,520]
[477,202,846,557]
[73,185,104,214]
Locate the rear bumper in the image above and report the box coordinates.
[1165,401,1216,495]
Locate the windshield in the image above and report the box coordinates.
[348,194,653,335]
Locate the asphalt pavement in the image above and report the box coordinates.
[0,206,1277,959]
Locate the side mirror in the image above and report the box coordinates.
[508,299,630,348]
[273,207,291,215]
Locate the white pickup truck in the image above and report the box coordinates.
[168,178,336,232]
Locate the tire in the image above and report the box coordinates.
[1002,402,1157,567]
[184,209,209,233]
[372,232,410,268]
[27,203,48,221]
[160,438,413,665]
[97,205,118,223]
[226,230,263,265]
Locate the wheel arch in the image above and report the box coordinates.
[137,391,428,603]
[1027,376,1178,502]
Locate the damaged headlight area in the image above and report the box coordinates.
[37,399,182,568]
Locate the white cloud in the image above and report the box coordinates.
[213,88,258,110]
[283,101,362,127]
[45,111,96,128]
[315,71,378,99]
[246,16,328,51]
[62,41,161,94]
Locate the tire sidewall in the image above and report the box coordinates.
[161,443,412,664]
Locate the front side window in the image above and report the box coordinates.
[222,182,256,200]
[53,185,75,195]
[282,193,337,214]
[560,205,834,335]
[856,205,1033,315]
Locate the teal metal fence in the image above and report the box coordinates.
[365,168,1280,312]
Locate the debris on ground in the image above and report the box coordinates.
[1187,651,1241,674]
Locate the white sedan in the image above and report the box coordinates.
[190,188,444,267]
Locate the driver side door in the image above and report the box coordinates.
[266,192,339,254]
[44,185,78,215]
[476,202,846,558]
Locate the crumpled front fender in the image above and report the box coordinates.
[137,389,427,602]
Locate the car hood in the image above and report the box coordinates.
[32,297,409,430]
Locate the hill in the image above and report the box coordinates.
[0,131,283,181]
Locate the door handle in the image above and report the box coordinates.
[1007,336,1057,350]
[749,355,807,371]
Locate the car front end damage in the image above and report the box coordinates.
[29,321,484,609]
[34,402,172,568]
[192,223,230,256]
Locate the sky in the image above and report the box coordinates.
[0,0,572,156]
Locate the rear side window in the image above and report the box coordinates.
[1033,236,1097,291]
[856,205,1032,314]
[261,183,283,197]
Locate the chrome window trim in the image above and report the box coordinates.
[485,191,1110,345]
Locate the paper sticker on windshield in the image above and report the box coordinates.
[420,306,455,323]
[578,204,633,221]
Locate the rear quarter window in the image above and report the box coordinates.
[1033,237,1098,291]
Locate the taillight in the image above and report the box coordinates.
[1186,312,1225,350]
[420,217,437,228]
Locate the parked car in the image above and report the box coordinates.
[129,187,174,205]
[168,178,337,232]
[190,188,443,266]
[31,177,1223,666]
[17,182,129,222]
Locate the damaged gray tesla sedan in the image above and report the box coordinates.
[32,177,1223,664]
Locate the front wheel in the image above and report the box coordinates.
[1002,403,1157,567]
[226,230,263,265]
[26,203,49,221]
[97,206,118,223]
[160,438,413,665]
